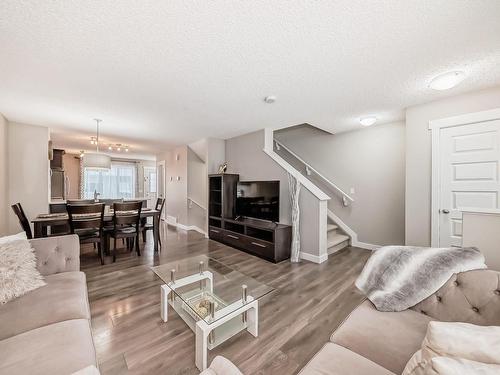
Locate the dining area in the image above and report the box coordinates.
[11,198,165,265]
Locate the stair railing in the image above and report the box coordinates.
[274,139,354,206]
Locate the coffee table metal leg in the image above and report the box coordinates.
[161,285,169,322]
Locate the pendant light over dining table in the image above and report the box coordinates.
[83,119,111,169]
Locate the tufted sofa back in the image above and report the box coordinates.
[411,269,500,326]
[29,235,80,276]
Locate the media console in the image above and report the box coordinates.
[208,174,291,263]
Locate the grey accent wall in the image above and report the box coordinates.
[405,86,500,246]
[276,122,406,246]
[225,130,291,224]
[0,114,8,236]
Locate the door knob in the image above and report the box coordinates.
[441,209,450,214]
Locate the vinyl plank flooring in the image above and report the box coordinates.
[83,223,370,375]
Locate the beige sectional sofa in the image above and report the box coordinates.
[0,235,98,375]
[300,269,500,375]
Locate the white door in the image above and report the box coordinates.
[144,167,157,208]
[438,119,500,247]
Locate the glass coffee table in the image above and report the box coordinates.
[151,255,274,370]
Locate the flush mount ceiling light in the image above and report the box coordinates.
[359,116,377,127]
[429,71,466,90]
[264,95,276,104]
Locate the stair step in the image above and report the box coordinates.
[327,224,338,232]
[327,233,350,249]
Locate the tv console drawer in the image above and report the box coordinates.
[208,226,223,241]
[222,231,244,248]
[245,237,274,258]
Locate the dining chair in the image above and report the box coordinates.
[11,203,33,239]
[67,203,106,265]
[106,201,142,262]
[142,198,165,247]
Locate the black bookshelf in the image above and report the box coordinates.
[208,173,291,263]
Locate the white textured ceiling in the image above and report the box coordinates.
[1,0,500,156]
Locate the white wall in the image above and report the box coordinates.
[0,114,8,236]
[8,122,50,234]
[276,122,406,246]
[405,86,500,246]
[187,146,207,230]
[162,147,188,225]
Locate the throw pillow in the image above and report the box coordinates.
[0,239,46,304]
[425,357,500,375]
[402,321,500,375]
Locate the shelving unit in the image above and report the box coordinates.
[208,174,291,263]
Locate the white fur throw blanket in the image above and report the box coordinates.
[355,246,486,312]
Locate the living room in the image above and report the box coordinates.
[1,1,500,375]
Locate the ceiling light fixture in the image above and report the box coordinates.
[264,96,276,104]
[429,71,466,90]
[108,145,113,151]
[83,119,111,170]
[359,116,377,127]
[79,150,84,158]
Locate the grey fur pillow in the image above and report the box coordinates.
[0,239,46,304]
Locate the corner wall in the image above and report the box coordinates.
[405,86,500,246]
[7,122,50,234]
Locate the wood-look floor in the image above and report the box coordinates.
[81,223,371,375]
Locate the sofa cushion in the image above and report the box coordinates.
[330,300,432,374]
[0,319,97,375]
[0,271,90,340]
[298,343,395,375]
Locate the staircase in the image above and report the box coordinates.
[271,134,355,255]
[327,221,350,254]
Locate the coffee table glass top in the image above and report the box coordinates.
[151,255,274,325]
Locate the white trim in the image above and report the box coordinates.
[429,107,500,247]
[327,209,379,250]
[355,242,380,251]
[166,217,208,238]
[300,251,328,263]
[188,197,207,211]
[428,108,500,130]
[274,139,354,202]
[462,208,500,215]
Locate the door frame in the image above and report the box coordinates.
[156,160,166,219]
[429,107,500,247]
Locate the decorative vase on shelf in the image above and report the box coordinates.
[218,162,228,174]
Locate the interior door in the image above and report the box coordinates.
[144,167,157,208]
[439,119,500,247]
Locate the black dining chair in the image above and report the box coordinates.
[11,203,33,239]
[142,198,165,247]
[105,201,142,262]
[67,203,106,265]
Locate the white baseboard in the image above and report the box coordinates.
[352,241,380,251]
[300,252,328,264]
[166,217,208,238]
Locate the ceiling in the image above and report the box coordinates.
[1,1,500,157]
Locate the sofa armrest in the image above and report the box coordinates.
[29,235,80,276]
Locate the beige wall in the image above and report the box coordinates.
[62,153,81,199]
[187,147,207,230]
[276,122,406,246]
[0,114,8,235]
[405,86,500,246]
[164,147,188,224]
[8,122,49,234]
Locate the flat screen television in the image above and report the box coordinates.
[236,181,280,222]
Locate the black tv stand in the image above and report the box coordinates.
[208,174,291,263]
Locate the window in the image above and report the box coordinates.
[83,162,136,199]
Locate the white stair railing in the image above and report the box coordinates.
[274,139,354,206]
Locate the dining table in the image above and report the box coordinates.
[31,208,161,253]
